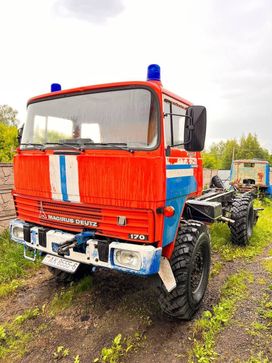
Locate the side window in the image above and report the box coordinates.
[163,101,171,146]
[172,104,186,146]
[163,100,186,148]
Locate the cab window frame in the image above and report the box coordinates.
[163,97,187,149]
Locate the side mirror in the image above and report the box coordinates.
[184,106,206,152]
[17,124,24,145]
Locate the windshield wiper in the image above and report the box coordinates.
[20,142,134,153]
[82,142,134,153]
[44,142,83,151]
[20,142,83,151]
[20,143,45,150]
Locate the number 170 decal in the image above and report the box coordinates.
[128,234,148,241]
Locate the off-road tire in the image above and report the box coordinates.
[229,193,254,246]
[48,264,92,283]
[210,175,224,189]
[158,221,211,320]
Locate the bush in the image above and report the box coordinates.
[0,123,18,162]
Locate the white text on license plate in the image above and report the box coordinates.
[42,254,79,273]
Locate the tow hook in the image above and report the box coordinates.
[57,231,95,256]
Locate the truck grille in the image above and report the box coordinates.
[13,194,154,242]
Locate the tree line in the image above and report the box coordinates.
[202,133,272,169]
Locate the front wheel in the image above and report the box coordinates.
[158,221,211,320]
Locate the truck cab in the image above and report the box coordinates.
[10,65,208,320]
[230,159,272,196]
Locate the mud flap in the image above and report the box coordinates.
[158,257,177,292]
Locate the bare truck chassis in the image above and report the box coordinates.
[185,185,259,246]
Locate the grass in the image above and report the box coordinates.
[258,293,272,322]
[48,275,93,316]
[0,279,24,298]
[261,252,272,321]
[210,260,223,278]
[0,274,93,361]
[52,345,70,359]
[0,229,41,297]
[14,307,40,325]
[246,321,269,337]
[245,352,270,363]
[210,199,272,261]
[262,259,272,274]
[94,332,145,363]
[0,307,41,360]
[189,271,253,363]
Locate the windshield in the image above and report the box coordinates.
[21,88,159,150]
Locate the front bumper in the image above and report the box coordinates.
[10,219,162,276]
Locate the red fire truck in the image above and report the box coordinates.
[11,65,256,319]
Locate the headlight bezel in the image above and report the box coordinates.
[12,226,24,239]
[114,249,142,270]
[10,221,25,243]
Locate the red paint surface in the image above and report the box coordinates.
[14,152,52,199]
[13,149,166,243]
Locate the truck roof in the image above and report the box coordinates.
[27,81,193,107]
[234,159,269,164]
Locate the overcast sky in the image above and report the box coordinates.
[0,0,271,150]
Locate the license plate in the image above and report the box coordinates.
[42,254,79,273]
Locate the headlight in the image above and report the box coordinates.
[114,249,141,270]
[13,226,24,239]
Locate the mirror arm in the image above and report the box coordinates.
[164,113,192,122]
[166,145,171,156]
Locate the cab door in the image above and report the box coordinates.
[162,97,198,247]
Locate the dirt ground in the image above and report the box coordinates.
[0,240,271,363]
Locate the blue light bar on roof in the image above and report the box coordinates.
[51,83,62,92]
[147,64,161,81]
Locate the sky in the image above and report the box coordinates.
[0,0,272,151]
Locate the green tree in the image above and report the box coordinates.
[0,105,18,126]
[238,133,270,161]
[209,141,226,160]
[203,133,271,170]
[0,104,20,162]
[221,139,239,169]
[0,123,18,162]
[202,152,220,169]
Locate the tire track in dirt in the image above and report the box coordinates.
[0,266,56,324]
[10,254,238,363]
[214,245,272,362]
[1,245,271,363]
[125,256,239,363]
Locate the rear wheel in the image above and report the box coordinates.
[158,221,211,320]
[229,193,254,246]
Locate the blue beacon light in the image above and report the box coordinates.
[147,64,161,82]
[51,83,62,92]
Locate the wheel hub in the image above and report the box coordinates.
[191,249,204,293]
